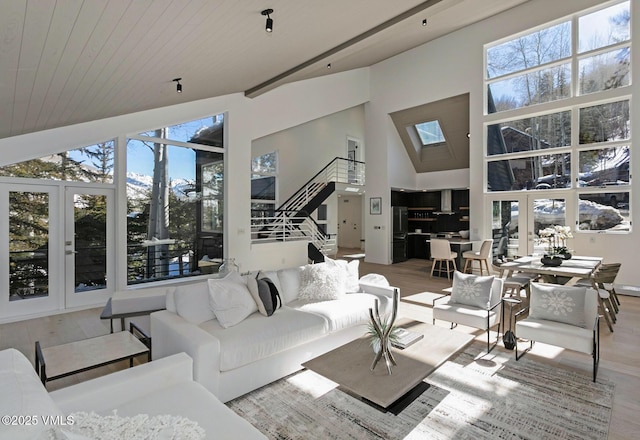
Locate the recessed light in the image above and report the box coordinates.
[422,18,427,26]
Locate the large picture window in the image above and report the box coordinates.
[126,114,225,284]
[485,1,631,233]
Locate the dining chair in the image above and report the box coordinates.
[462,239,493,276]
[515,283,600,381]
[429,239,457,280]
[492,263,531,307]
[597,263,622,310]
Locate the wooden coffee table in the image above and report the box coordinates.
[303,319,474,414]
[35,323,151,387]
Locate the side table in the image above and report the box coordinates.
[501,297,522,350]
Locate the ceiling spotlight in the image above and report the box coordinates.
[261,9,274,32]
[173,78,182,93]
[422,18,427,26]
[327,63,331,69]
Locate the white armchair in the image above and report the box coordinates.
[515,282,600,381]
[432,271,504,353]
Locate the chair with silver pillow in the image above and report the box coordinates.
[515,282,600,381]
[433,271,504,353]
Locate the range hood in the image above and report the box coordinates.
[435,189,455,215]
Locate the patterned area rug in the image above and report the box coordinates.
[227,343,614,439]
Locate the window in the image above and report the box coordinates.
[251,151,278,221]
[413,120,446,147]
[485,1,631,233]
[0,141,115,183]
[126,114,225,284]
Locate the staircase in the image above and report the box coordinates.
[251,157,364,261]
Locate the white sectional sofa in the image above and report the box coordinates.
[151,259,396,403]
[0,348,265,440]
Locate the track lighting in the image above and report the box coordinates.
[261,9,273,32]
[173,78,182,93]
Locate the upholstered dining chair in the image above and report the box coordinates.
[433,271,504,353]
[429,239,457,280]
[515,282,600,381]
[462,239,493,276]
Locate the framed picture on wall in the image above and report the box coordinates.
[370,197,382,215]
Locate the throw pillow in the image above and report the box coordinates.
[247,274,282,316]
[298,262,347,301]
[276,266,304,304]
[174,282,214,325]
[208,274,258,328]
[326,257,360,292]
[529,283,587,328]
[450,271,495,309]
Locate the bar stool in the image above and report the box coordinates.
[463,239,493,276]
[430,239,457,280]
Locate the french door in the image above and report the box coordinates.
[64,187,114,309]
[490,193,568,259]
[0,183,114,320]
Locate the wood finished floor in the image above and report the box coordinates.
[1,251,638,439]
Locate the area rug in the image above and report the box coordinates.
[227,343,614,439]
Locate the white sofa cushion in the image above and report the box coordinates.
[276,266,304,304]
[289,293,389,333]
[298,263,347,301]
[198,307,326,371]
[208,273,258,328]
[0,349,64,440]
[173,281,215,325]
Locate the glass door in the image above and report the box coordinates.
[490,194,568,259]
[64,187,114,308]
[0,184,61,319]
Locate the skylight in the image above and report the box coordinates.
[414,120,445,146]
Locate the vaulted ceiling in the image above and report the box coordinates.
[0,0,529,140]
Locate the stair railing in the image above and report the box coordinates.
[251,157,364,255]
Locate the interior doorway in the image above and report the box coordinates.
[337,195,363,250]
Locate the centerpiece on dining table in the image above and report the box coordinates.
[538,225,574,266]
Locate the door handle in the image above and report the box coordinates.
[65,250,78,255]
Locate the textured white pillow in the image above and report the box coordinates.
[359,273,389,287]
[174,281,215,324]
[529,283,587,328]
[326,258,360,292]
[208,274,258,328]
[450,271,495,309]
[298,262,347,301]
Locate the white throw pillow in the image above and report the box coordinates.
[529,283,587,328]
[208,273,258,328]
[326,257,360,292]
[174,282,215,325]
[450,271,495,309]
[276,266,304,304]
[298,262,347,301]
[359,273,389,287]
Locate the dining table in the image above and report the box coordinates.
[501,255,602,286]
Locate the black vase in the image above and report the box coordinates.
[541,256,563,266]
[503,330,516,350]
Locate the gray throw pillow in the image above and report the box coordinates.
[247,275,282,316]
[450,271,494,309]
[529,283,587,328]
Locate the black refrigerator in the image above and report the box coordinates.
[392,206,408,263]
